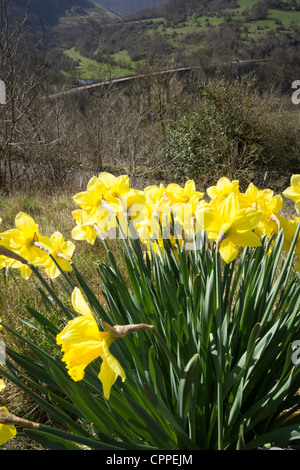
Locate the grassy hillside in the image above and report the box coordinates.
[62,47,137,80]
[127,0,300,50]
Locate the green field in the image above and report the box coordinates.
[63,47,136,80]
[128,1,300,55]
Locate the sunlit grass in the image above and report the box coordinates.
[63,47,135,80]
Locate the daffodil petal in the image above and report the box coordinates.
[196,207,219,232]
[98,351,126,400]
[229,231,262,247]
[231,208,262,232]
[0,407,17,446]
[220,193,240,222]
[14,212,37,235]
[219,238,239,264]
[71,287,94,319]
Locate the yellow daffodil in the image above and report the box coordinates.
[56,288,125,400]
[282,174,300,214]
[164,180,204,205]
[172,197,208,240]
[99,172,144,211]
[72,209,100,245]
[238,182,274,211]
[145,235,183,260]
[99,172,130,201]
[294,216,300,269]
[95,173,146,238]
[196,193,262,263]
[280,215,300,270]
[0,212,49,279]
[254,194,283,239]
[73,176,108,216]
[279,216,300,253]
[113,190,146,239]
[39,232,75,279]
[0,407,16,446]
[206,177,240,202]
[135,196,172,245]
[142,183,169,204]
[0,381,17,446]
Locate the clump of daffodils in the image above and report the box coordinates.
[69,172,300,267]
[1,173,299,273]
[0,172,300,409]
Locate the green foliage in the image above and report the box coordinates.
[63,47,136,80]
[163,77,300,185]
[1,224,300,450]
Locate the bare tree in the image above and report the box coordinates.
[0,0,46,192]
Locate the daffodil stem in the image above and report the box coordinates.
[0,245,73,319]
[215,251,224,450]
[30,264,74,320]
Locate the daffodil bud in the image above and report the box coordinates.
[100,320,154,338]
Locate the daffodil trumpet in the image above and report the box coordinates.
[56,287,154,399]
[32,239,73,265]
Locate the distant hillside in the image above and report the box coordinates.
[21,0,119,27]
[12,0,119,32]
[11,0,300,93]
[95,0,167,17]
[82,0,300,93]
[6,0,120,61]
